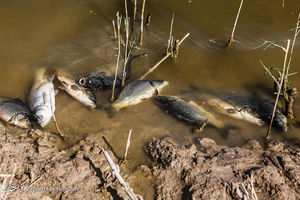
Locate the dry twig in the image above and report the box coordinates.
[227,0,244,49]
[102,148,143,200]
[139,33,190,80]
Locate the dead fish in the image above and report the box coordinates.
[154,96,225,128]
[56,70,96,109]
[112,80,168,111]
[205,93,287,131]
[79,73,122,91]
[28,68,56,127]
[0,97,32,128]
[79,54,146,90]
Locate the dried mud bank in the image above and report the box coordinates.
[146,137,300,200]
[0,122,299,200]
[0,124,149,200]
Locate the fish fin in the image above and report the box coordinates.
[55,89,59,95]
[154,89,159,96]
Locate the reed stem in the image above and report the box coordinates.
[266,39,290,139]
[139,0,146,47]
[227,0,244,49]
[167,13,175,54]
[111,12,122,102]
[122,0,130,87]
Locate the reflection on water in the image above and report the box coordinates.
[0,0,300,176]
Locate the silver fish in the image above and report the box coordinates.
[205,93,287,131]
[28,68,56,127]
[0,97,32,128]
[155,96,225,128]
[56,70,96,109]
[112,80,168,111]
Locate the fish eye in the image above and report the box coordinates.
[79,78,86,86]
[37,116,43,121]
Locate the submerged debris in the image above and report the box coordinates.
[56,70,96,109]
[154,96,224,129]
[0,97,32,128]
[112,80,168,111]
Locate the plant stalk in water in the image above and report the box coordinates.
[139,0,146,47]
[122,0,130,87]
[283,13,300,95]
[167,13,175,54]
[266,39,290,139]
[111,12,122,102]
[227,0,244,49]
[112,20,117,40]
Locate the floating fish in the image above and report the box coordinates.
[79,54,146,90]
[79,73,121,91]
[56,70,96,109]
[154,96,225,128]
[0,97,32,128]
[205,93,287,131]
[112,80,168,111]
[28,68,56,127]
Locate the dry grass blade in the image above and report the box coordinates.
[49,88,64,137]
[266,39,290,138]
[111,12,122,102]
[227,0,244,49]
[139,33,190,80]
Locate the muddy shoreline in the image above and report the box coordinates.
[0,124,298,200]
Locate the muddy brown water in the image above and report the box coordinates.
[1,0,300,177]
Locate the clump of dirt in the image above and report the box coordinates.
[146,137,300,200]
[0,123,145,200]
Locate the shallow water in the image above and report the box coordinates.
[1,0,300,188]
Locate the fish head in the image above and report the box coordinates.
[11,113,32,129]
[69,81,97,109]
[150,80,169,92]
[57,72,97,109]
[34,107,52,127]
